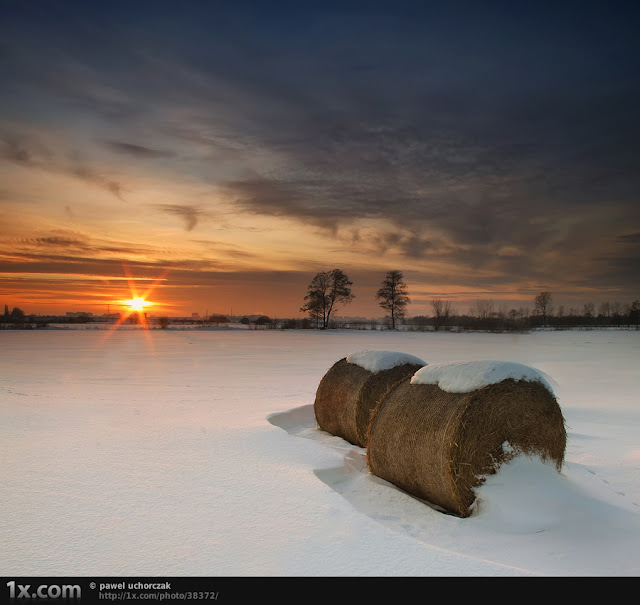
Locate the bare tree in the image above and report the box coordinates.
[431,298,451,331]
[534,291,553,326]
[631,300,640,330]
[598,301,611,319]
[611,301,624,326]
[583,302,595,319]
[470,299,495,320]
[376,270,410,329]
[301,269,354,329]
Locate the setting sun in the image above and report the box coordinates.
[124,297,152,312]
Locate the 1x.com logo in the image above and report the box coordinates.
[6,581,82,599]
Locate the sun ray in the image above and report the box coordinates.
[99,262,173,341]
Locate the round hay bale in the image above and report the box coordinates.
[366,360,567,517]
[313,351,426,447]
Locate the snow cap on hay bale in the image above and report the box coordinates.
[314,351,426,447]
[366,360,567,518]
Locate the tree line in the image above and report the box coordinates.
[298,271,640,332]
[2,277,638,331]
[0,305,36,329]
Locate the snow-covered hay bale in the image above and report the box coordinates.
[314,351,426,447]
[366,361,567,518]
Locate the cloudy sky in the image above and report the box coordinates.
[1,1,639,318]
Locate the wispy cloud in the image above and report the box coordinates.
[103,140,175,159]
[69,164,127,200]
[0,132,128,200]
[616,233,640,244]
[9,230,157,259]
[153,204,207,231]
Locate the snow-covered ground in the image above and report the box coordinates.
[1,327,639,576]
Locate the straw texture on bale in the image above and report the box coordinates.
[314,357,424,447]
[366,378,567,517]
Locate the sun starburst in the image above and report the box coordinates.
[106,262,171,332]
[123,296,152,312]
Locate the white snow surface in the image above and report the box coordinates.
[411,359,555,394]
[346,349,427,373]
[1,327,639,576]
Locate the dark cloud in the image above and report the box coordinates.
[616,233,640,244]
[104,140,175,159]
[0,132,128,200]
[153,204,207,231]
[0,250,214,277]
[70,164,127,200]
[0,247,309,294]
[0,134,50,167]
[32,235,91,249]
[191,239,259,260]
[11,232,155,260]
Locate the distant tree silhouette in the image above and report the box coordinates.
[301,269,354,329]
[583,302,595,321]
[9,307,25,323]
[534,291,553,326]
[470,298,495,320]
[631,300,640,330]
[209,314,229,326]
[376,270,410,329]
[431,297,451,331]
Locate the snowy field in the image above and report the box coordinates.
[1,327,639,576]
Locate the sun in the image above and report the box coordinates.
[103,263,169,336]
[124,297,152,312]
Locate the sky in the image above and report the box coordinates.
[1,1,639,318]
